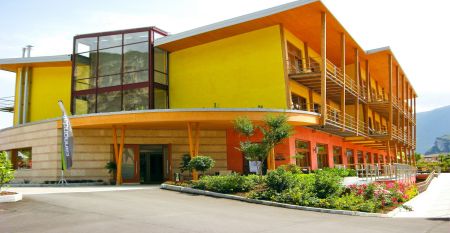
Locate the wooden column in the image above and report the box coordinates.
[187,122,200,180]
[355,48,360,135]
[365,60,370,135]
[340,33,346,131]
[304,42,310,70]
[388,55,393,141]
[394,142,398,164]
[386,140,391,165]
[320,11,327,125]
[114,126,125,185]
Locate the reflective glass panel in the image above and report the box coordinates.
[122,147,136,180]
[123,70,148,85]
[124,42,148,72]
[76,37,97,53]
[123,87,149,111]
[75,94,96,115]
[154,47,167,73]
[99,34,122,49]
[75,78,96,91]
[98,47,122,76]
[97,91,121,113]
[154,88,168,109]
[124,31,149,44]
[75,52,97,79]
[154,71,167,85]
[98,74,121,88]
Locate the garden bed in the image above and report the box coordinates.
[163,166,418,215]
[0,191,22,203]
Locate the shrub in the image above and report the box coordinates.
[279,164,303,174]
[315,168,356,177]
[192,173,255,193]
[266,168,296,192]
[331,193,378,213]
[0,151,15,192]
[188,156,215,175]
[313,171,343,198]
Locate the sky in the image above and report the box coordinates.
[1,0,449,129]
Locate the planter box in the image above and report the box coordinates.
[0,192,23,203]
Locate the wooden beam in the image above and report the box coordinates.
[304,42,310,70]
[366,60,370,102]
[308,88,314,112]
[388,55,393,141]
[320,11,327,125]
[187,122,199,180]
[279,25,292,109]
[355,48,360,135]
[116,125,125,185]
[340,33,346,131]
[113,126,119,164]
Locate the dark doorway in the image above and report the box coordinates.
[139,145,164,184]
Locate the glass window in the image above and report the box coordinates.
[97,91,122,113]
[98,74,121,88]
[317,144,328,169]
[12,148,32,170]
[291,94,307,110]
[346,149,354,166]
[123,88,149,111]
[357,150,364,164]
[154,88,168,109]
[75,94,96,115]
[365,152,371,164]
[154,71,167,85]
[124,42,149,72]
[75,78,96,91]
[124,70,148,85]
[76,37,97,53]
[99,34,122,49]
[154,47,167,73]
[74,52,97,79]
[98,47,122,76]
[124,31,149,44]
[295,140,310,168]
[333,146,342,165]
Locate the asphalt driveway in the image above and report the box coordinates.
[0,187,449,233]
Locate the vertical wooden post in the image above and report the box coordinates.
[304,42,310,70]
[386,140,391,165]
[366,60,370,102]
[340,33,346,131]
[365,60,370,135]
[355,48,360,135]
[388,55,393,141]
[187,122,199,180]
[320,11,327,125]
[308,89,314,112]
[116,126,125,185]
[113,126,119,164]
[280,26,292,109]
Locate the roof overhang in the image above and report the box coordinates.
[0,55,71,72]
[57,108,320,129]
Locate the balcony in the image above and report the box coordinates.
[309,104,368,137]
[288,58,366,104]
[0,96,14,113]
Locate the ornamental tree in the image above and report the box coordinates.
[188,155,215,175]
[0,151,15,192]
[234,114,292,176]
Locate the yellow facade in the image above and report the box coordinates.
[13,66,72,124]
[169,25,288,109]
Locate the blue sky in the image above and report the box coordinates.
[1,0,449,129]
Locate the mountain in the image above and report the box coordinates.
[425,135,450,155]
[417,105,450,153]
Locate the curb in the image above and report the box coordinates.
[8,182,106,187]
[160,184,390,218]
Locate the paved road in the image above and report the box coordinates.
[394,173,450,218]
[0,187,449,233]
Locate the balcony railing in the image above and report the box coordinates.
[326,104,368,136]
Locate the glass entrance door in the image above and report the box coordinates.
[122,145,139,183]
[139,145,165,184]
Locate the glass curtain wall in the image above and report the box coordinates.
[72,27,168,115]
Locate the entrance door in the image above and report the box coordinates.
[122,145,139,183]
[139,145,165,184]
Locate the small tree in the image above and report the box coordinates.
[179,154,192,174]
[0,151,15,192]
[234,114,292,176]
[188,156,215,176]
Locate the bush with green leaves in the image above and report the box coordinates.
[192,173,255,193]
[314,168,356,177]
[278,164,303,174]
[313,170,343,199]
[331,193,378,213]
[0,151,15,192]
[265,168,297,192]
[188,156,215,175]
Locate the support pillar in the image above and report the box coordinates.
[320,11,327,125]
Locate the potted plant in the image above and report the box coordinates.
[105,161,117,185]
[0,151,21,202]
